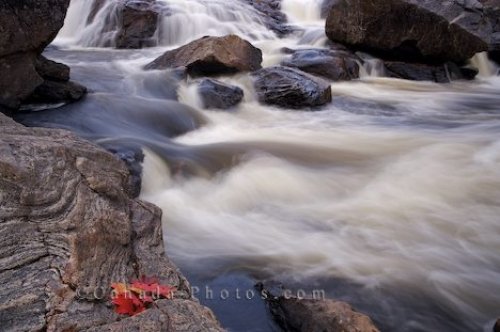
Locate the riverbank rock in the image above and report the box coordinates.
[0,113,223,331]
[198,79,244,110]
[253,66,332,109]
[0,0,86,109]
[145,35,263,76]
[258,284,380,332]
[282,48,360,81]
[325,0,489,64]
[115,1,159,49]
[384,61,478,82]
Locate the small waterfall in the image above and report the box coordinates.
[281,0,323,23]
[156,0,276,46]
[470,52,499,78]
[359,58,386,78]
[57,0,123,47]
[56,0,276,48]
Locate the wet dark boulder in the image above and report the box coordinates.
[384,61,478,82]
[198,79,244,110]
[35,55,70,82]
[145,35,263,76]
[115,1,159,49]
[257,284,380,332]
[0,0,86,109]
[325,0,489,64]
[253,66,332,109]
[282,48,360,81]
[25,80,87,105]
[494,318,500,332]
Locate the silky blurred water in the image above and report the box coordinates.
[18,0,500,331]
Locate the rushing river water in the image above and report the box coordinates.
[15,0,500,331]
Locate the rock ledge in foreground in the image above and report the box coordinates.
[0,113,222,332]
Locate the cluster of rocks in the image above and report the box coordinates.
[0,0,86,110]
[144,34,337,109]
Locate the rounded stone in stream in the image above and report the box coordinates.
[252,66,332,109]
[198,79,244,110]
[282,48,360,81]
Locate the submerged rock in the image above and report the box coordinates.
[253,66,332,109]
[198,79,244,110]
[282,48,360,81]
[258,284,380,332]
[242,0,293,36]
[0,0,86,109]
[325,0,488,64]
[145,35,263,76]
[0,113,222,331]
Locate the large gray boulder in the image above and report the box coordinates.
[0,0,86,109]
[0,113,222,332]
[325,0,490,63]
[145,35,263,76]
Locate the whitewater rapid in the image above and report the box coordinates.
[26,0,500,331]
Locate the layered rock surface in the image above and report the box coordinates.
[0,113,222,331]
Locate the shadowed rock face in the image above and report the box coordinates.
[325,0,489,64]
[0,0,86,109]
[145,35,263,76]
[253,66,332,109]
[0,113,222,331]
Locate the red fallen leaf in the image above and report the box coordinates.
[110,276,176,316]
[112,293,136,315]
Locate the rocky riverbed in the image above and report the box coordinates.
[2,0,500,331]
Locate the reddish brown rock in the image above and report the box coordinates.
[145,35,263,76]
